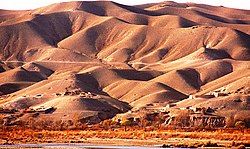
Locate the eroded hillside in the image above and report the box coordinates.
[0,1,249,128]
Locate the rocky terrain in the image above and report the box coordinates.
[0,1,249,129]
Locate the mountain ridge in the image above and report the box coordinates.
[0,1,249,127]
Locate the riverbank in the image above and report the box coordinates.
[1,128,249,148]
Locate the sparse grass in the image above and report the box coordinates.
[0,127,249,147]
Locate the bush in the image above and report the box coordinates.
[121,119,132,126]
[120,119,132,131]
[0,118,3,125]
[203,141,219,147]
[235,121,246,129]
[100,119,113,129]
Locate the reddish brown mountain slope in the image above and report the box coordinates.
[0,1,249,125]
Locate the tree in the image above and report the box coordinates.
[121,119,132,131]
[235,121,246,129]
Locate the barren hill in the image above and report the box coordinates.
[0,1,249,127]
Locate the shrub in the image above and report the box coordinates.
[0,118,3,125]
[235,121,246,129]
[100,119,113,129]
[121,119,132,131]
[121,119,132,126]
[203,141,219,147]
